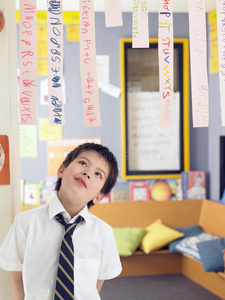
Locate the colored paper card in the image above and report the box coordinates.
[37,25,47,42]
[67,25,80,42]
[208,9,217,25]
[47,0,65,125]
[217,0,225,126]
[38,59,48,76]
[19,125,37,157]
[39,118,62,141]
[40,78,66,105]
[209,23,218,41]
[37,42,47,58]
[47,138,101,176]
[158,0,174,126]
[188,0,209,127]
[19,0,37,124]
[0,135,10,185]
[80,0,102,127]
[210,40,218,58]
[132,0,149,48]
[209,56,219,74]
[63,12,80,24]
[104,0,123,27]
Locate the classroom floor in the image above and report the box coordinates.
[100,274,223,300]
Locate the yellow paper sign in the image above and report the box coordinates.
[67,25,80,42]
[37,42,48,58]
[210,56,219,74]
[39,118,63,141]
[209,23,218,41]
[37,25,47,42]
[210,40,218,58]
[19,125,38,157]
[208,9,217,25]
[38,60,48,76]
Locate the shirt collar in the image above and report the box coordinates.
[48,194,91,226]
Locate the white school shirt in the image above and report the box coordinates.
[0,195,122,300]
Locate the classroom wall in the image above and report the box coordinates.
[20,12,209,197]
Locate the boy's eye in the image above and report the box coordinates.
[96,172,102,179]
[80,161,87,166]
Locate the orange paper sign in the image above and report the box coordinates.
[0,135,10,185]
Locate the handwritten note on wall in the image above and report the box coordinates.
[188,0,209,127]
[127,92,180,171]
[158,0,174,126]
[132,0,149,48]
[19,0,37,125]
[216,0,225,126]
[104,0,123,27]
[79,0,102,126]
[47,0,65,125]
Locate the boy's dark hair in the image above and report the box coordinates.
[55,143,118,208]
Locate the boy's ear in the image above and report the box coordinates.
[92,193,105,205]
[57,164,65,178]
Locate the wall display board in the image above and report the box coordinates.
[120,38,190,180]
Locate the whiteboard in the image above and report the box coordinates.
[127,91,180,171]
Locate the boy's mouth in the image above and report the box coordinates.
[75,177,87,188]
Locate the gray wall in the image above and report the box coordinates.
[20,13,210,197]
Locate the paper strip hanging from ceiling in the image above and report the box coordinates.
[132,0,149,48]
[47,0,65,125]
[104,0,123,27]
[79,0,102,127]
[188,0,209,127]
[19,0,37,124]
[216,0,225,126]
[158,0,174,126]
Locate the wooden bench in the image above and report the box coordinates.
[90,199,225,299]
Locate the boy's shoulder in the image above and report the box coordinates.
[14,203,49,225]
[87,210,113,233]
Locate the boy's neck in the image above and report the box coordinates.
[57,192,85,219]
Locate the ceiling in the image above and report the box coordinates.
[16,0,216,13]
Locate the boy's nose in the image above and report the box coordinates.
[83,172,90,179]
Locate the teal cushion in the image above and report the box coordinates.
[197,238,225,272]
[113,227,146,257]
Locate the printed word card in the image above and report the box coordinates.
[19,0,37,125]
[47,0,65,125]
[158,0,174,126]
[132,0,149,48]
[104,0,123,27]
[216,0,225,126]
[188,0,209,127]
[80,0,102,126]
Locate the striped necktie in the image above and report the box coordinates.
[54,213,84,300]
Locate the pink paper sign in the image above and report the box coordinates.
[80,0,102,127]
[132,0,149,48]
[216,0,225,126]
[47,0,65,125]
[158,0,174,126]
[188,0,209,127]
[19,0,37,124]
[104,0,123,27]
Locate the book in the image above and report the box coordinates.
[110,181,130,202]
[147,179,176,201]
[23,181,40,206]
[181,171,206,199]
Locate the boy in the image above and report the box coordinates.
[0,143,122,300]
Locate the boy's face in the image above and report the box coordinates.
[57,151,110,210]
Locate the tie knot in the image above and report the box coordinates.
[55,213,84,236]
